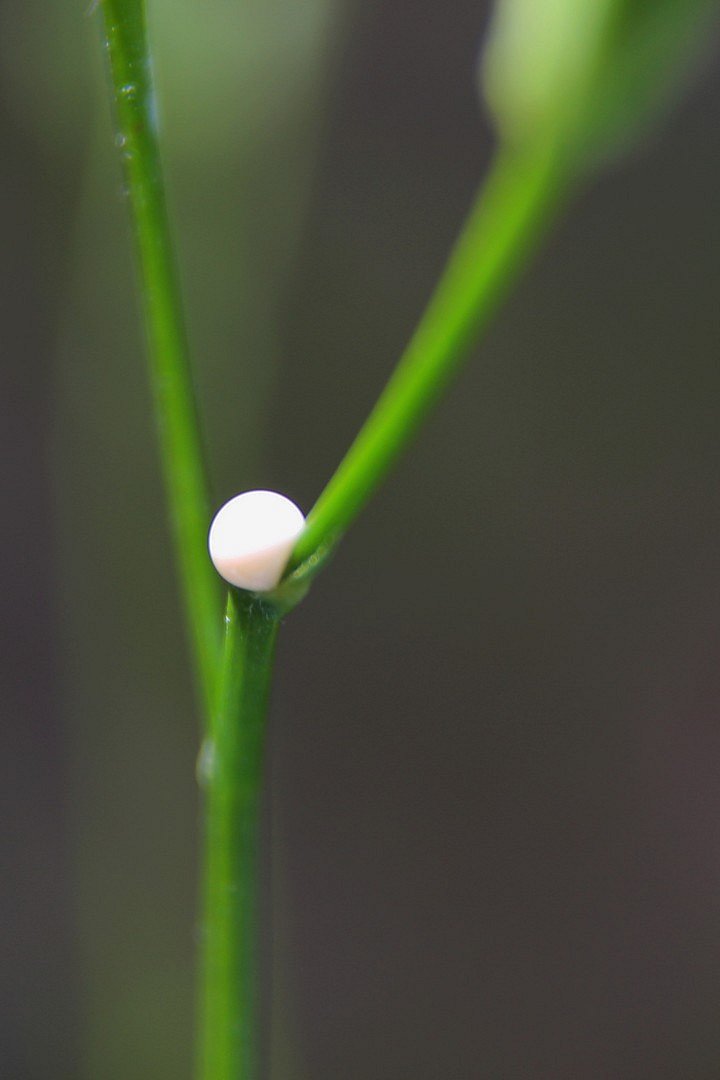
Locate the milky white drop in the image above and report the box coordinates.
[208,490,305,592]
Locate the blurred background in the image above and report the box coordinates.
[2,1,720,1077]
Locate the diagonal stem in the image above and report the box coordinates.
[283,142,570,591]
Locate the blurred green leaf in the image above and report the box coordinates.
[481,0,719,168]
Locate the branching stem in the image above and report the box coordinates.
[101,6,572,1078]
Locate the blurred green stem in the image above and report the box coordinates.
[285,142,569,588]
[198,592,279,1080]
[102,0,220,719]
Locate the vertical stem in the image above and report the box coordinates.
[198,592,280,1080]
[101,0,220,719]
[101,8,280,1075]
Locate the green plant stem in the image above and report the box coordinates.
[102,7,278,1077]
[198,591,280,1080]
[286,142,570,584]
[101,0,220,718]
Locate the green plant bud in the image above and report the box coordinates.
[481,0,719,168]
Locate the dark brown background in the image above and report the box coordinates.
[2,1,720,1076]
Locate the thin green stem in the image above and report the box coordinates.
[198,592,279,1080]
[284,142,570,586]
[101,7,277,1076]
[101,0,220,718]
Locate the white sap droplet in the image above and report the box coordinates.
[208,490,305,593]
